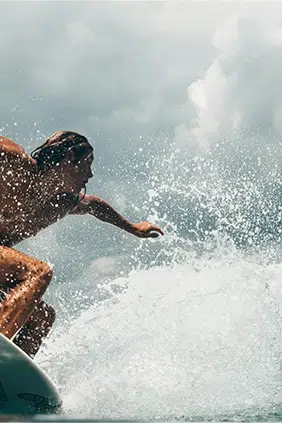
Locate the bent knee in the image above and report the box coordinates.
[35,262,53,282]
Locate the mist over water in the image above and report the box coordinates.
[30,13,282,421]
[38,251,282,420]
[35,132,282,420]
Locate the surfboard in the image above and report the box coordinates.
[0,332,62,415]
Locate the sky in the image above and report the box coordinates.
[2,2,282,152]
[1,2,233,149]
[3,1,282,302]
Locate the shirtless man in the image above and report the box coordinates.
[0,130,163,358]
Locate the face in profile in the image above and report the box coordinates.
[69,147,94,192]
[55,147,94,193]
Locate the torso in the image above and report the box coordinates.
[0,194,78,247]
[0,136,77,247]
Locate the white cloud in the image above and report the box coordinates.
[4,1,282,155]
[175,5,282,149]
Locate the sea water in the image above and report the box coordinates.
[25,137,282,422]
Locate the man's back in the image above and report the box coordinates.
[0,137,35,232]
[0,137,75,246]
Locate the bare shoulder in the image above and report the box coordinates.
[0,136,28,155]
[0,136,33,165]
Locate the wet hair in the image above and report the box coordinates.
[31,131,93,172]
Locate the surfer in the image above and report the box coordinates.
[0,131,164,358]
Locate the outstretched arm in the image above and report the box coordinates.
[69,194,164,238]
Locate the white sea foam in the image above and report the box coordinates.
[37,246,282,419]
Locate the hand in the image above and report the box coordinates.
[132,221,164,238]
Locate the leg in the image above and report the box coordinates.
[13,301,56,358]
[0,246,53,341]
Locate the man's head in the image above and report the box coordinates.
[32,131,94,193]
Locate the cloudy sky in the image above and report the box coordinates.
[2,2,282,153]
[0,2,241,147]
[3,1,282,303]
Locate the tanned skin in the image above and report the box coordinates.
[0,132,163,358]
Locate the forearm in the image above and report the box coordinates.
[70,195,135,233]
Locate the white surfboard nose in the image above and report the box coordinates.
[0,333,62,414]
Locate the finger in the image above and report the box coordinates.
[157,228,164,236]
[148,231,161,238]
[150,226,164,236]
